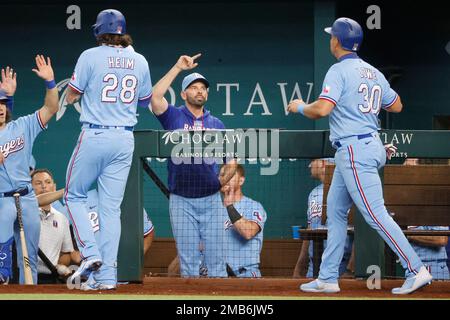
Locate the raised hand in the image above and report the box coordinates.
[175,53,201,71]
[32,55,54,81]
[287,98,305,113]
[0,66,17,96]
[223,185,236,207]
[384,143,397,160]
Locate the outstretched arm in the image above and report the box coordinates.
[287,98,335,119]
[36,188,64,207]
[150,53,201,116]
[32,55,58,126]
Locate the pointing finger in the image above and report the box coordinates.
[192,53,202,60]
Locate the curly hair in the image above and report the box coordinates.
[96,34,133,47]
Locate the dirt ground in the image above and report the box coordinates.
[0,277,449,299]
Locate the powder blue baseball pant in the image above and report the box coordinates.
[170,192,228,277]
[64,127,134,285]
[0,192,40,284]
[319,133,424,283]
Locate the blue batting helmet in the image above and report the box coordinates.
[93,9,126,38]
[324,17,363,52]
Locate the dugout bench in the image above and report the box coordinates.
[299,164,450,278]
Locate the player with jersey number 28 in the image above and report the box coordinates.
[288,17,431,295]
[64,9,152,291]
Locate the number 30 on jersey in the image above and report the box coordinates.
[358,84,382,114]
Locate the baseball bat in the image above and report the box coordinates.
[142,160,170,199]
[38,248,65,283]
[13,193,34,285]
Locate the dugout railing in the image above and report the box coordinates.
[118,129,450,282]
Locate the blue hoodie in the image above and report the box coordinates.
[156,104,225,198]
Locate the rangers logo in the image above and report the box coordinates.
[309,199,322,219]
[224,220,233,230]
[323,85,330,94]
[117,26,122,34]
[0,136,25,159]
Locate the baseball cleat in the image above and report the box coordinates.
[69,258,102,284]
[80,281,116,291]
[392,266,433,294]
[300,279,340,293]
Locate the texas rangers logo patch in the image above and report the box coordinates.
[253,211,262,222]
[224,220,233,230]
[323,85,331,94]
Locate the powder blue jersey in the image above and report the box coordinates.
[69,45,152,127]
[319,53,398,142]
[156,105,225,198]
[0,111,46,192]
[224,196,267,270]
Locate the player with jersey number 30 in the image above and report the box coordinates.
[64,9,152,291]
[288,17,432,295]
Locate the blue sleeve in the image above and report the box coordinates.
[16,111,46,143]
[68,51,91,94]
[155,105,178,130]
[137,59,153,108]
[379,73,399,109]
[215,118,226,130]
[318,65,343,105]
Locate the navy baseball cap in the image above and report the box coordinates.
[181,73,209,91]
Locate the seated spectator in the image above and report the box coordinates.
[293,158,353,278]
[220,164,267,278]
[31,169,80,284]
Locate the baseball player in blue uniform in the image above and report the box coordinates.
[150,54,237,277]
[288,17,432,294]
[0,56,59,284]
[293,159,353,278]
[64,9,152,290]
[221,165,267,278]
[305,163,353,278]
[408,226,449,280]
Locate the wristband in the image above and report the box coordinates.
[297,103,306,115]
[226,204,242,224]
[45,79,56,90]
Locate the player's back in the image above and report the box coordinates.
[69,45,151,127]
[325,54,398,142]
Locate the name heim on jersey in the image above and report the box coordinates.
[108,57,135,70]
